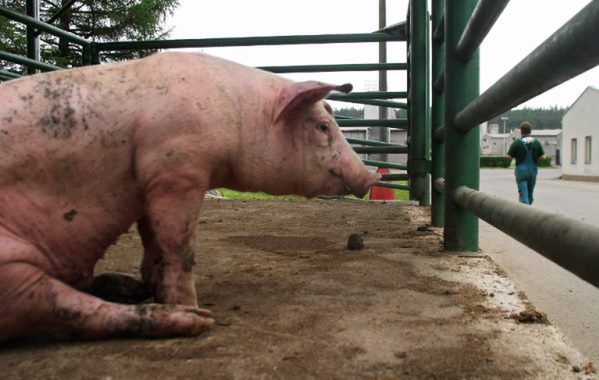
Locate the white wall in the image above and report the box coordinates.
[562,88,599,176]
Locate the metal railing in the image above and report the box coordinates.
[433,0,599,287]
[6,2,594,288]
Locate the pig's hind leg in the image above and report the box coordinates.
[0,261,214,342]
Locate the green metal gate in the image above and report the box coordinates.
[1,1,598,288]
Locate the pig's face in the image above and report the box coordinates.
[273,81,381,198]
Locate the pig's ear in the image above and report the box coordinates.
[273,81,352,123]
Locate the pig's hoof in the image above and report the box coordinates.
[132,304,214,337]
[88,272,151,304]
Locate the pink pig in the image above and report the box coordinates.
[0,52,380,342]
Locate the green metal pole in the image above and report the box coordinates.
[82,44,92,66]
[96,33,404,51]
[327,96,407,109]
[431,0,445,227]
[444,0,480,251]
[0,50,61,71]
[346,138,399,147]
[91,42,100,65]
[408,0,429,205]
[362,159,407,171]
[26,0,40,75]
[423,9,432,207]
[258,62,407,73]
[454,186,599,288]
[337,119,408,128]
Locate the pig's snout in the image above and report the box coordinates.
[349,171,381,198]
[335,166,381,198]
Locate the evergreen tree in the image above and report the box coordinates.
[334,106,364,119]
[0,0,179,72]
[488,106,567,131]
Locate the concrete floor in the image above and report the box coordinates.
[0,200,591,379]
[480,168,599,363]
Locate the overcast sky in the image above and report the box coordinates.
[165,0,599,110]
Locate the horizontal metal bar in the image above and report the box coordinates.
[433,13,445,42]
[433,125,445,143]
[0,69,22,78]
[381,173,410,181]
[362,159,407,170]
[454,186,599,288]
[338,119,408,128]
[0,50,62,71]
[330,91,408,100]
[0,74,16,81]
[258,62,407,74]
[454,0,599,132]
[456,0,510,62]
[433,70,445,93]
[327,96,408,109]
[45,0,77,25]
[334,115,358,120]
[373,181,410,191]
[0,6,89,46]
[96,33,405,51]
[376,21,407,36]
[346,138,398,147]
[434,178,445,194]
[353,146,408,154]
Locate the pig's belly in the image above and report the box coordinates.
[0,181,143,288]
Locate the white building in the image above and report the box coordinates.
[562,87,599,179]
[481,122,562,164]
[480,122,509,156]
[340,104,407,165]
[507,129,563,165]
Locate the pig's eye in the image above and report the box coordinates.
[317,123,329,133]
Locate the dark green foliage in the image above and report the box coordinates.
[334,106,363,118]
[480,156,511,168]
[537,156,553,167]
[333,106,408,120]
[489,107,567,131]
[0,0,179,73]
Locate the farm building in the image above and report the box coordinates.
[480,123,511,156]
[507,129,563,165]
[562,86,599,179]
[342,105,407,165]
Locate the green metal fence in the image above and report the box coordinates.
[2,1,598,287]
[434,0,599,288]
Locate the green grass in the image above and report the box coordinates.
[218,189,302,201]
[218,181,410,201]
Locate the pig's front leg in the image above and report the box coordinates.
[138,186,204,307]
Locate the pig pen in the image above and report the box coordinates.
[0,199,592,379]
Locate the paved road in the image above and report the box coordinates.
[479,168,599,363]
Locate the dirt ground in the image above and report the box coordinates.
[0,199,593,379]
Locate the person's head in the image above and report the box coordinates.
[520,122,532,136]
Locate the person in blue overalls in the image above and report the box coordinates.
[506,122,546,205]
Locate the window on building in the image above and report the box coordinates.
[571,138,578,164]
[585,136,592,164]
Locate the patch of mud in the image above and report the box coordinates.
[512,307,550,324]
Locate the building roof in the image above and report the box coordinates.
[530,129,562,136]
[482,132,510,138]
[564,86,599,118]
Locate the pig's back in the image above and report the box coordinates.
[0,64,144,284]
